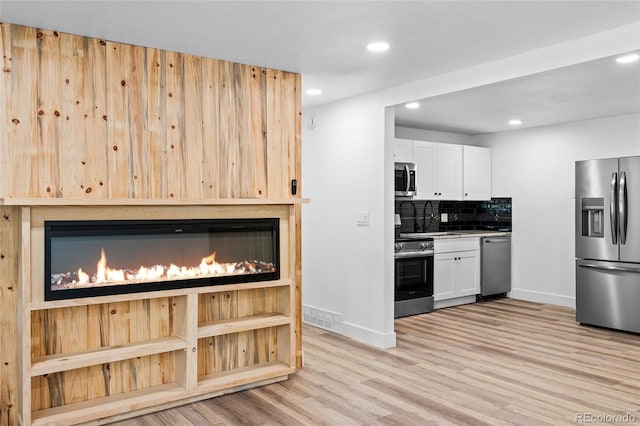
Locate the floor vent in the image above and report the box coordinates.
[303,305,342,332]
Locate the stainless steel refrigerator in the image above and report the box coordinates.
[575,156,640,333]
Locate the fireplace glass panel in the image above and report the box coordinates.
[45,219,279,300]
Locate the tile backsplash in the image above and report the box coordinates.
[395,197,512,235]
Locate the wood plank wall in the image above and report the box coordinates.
[0,23,301,200]
[0,23,302,425]
[0,207,19,426]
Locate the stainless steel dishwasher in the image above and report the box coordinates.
[480,236,511,298]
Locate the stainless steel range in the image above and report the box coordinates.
[394,235,434,318]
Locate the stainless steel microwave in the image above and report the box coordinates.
[395,162,416,197]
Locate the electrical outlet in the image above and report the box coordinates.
[441,213,448,223]
[357,211,370,226]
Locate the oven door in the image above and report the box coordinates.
[394,251,434,317]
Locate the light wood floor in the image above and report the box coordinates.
[115,299,640,425]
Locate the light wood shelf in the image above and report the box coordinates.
[2,197,309,206]
[30,279,292,311]
[197,361,295,393]
[30,362,295,426]
[31,382,186,426]
[31,336,187,377]
[198,313,290,338]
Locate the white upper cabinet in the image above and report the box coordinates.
[413,141,437,199]
[463,146,491,200]
[413,141,462,200]
[392,139,491,201]
[393,138,414,163]
[435,143,463,200]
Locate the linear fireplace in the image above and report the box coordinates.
[44,218,280,300]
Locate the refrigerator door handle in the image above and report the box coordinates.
[578,263,640,274]
[610,172,618,244]
[619,171,627,245]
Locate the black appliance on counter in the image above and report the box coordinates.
[394,235,434,318]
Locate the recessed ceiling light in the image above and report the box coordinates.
[405,102,420,109]
[305,89,322,95]
[616,53,639,64]
[509,119,523,126]
[367,41,390,52]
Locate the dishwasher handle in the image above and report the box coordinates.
[483,238,511,244]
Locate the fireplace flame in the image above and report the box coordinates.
[96,248,107,283]
[77,268,90,284]
[56,248,273,289]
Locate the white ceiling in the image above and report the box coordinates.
[2,1,640,133]
[394,53,640,134]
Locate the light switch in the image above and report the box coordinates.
[357,211,370,226]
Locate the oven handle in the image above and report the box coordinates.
[394,251,434,259]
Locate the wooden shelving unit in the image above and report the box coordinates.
[24,281,294,426]
[18,205,298,425]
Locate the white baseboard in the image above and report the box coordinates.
[302,304,397,348]
[339,320,397,349]
[509,289,575,308]
[434,295,476,310]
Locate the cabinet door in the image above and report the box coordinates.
[434,253,455,301]
[463,146,491,200]
[413,141,437,199]
[393,138,413,163]
[436,144,463,200]
[453,251,480,297]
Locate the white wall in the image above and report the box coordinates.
[302,22,640,348]
[395,127,473,145]
[473,113,640,307]
[302,97,396,347]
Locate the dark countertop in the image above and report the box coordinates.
[399,231,511,240]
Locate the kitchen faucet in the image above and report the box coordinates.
[398,200,419,232]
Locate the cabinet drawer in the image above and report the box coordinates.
[434,237,479,253]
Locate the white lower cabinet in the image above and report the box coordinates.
[433,238,480,304]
